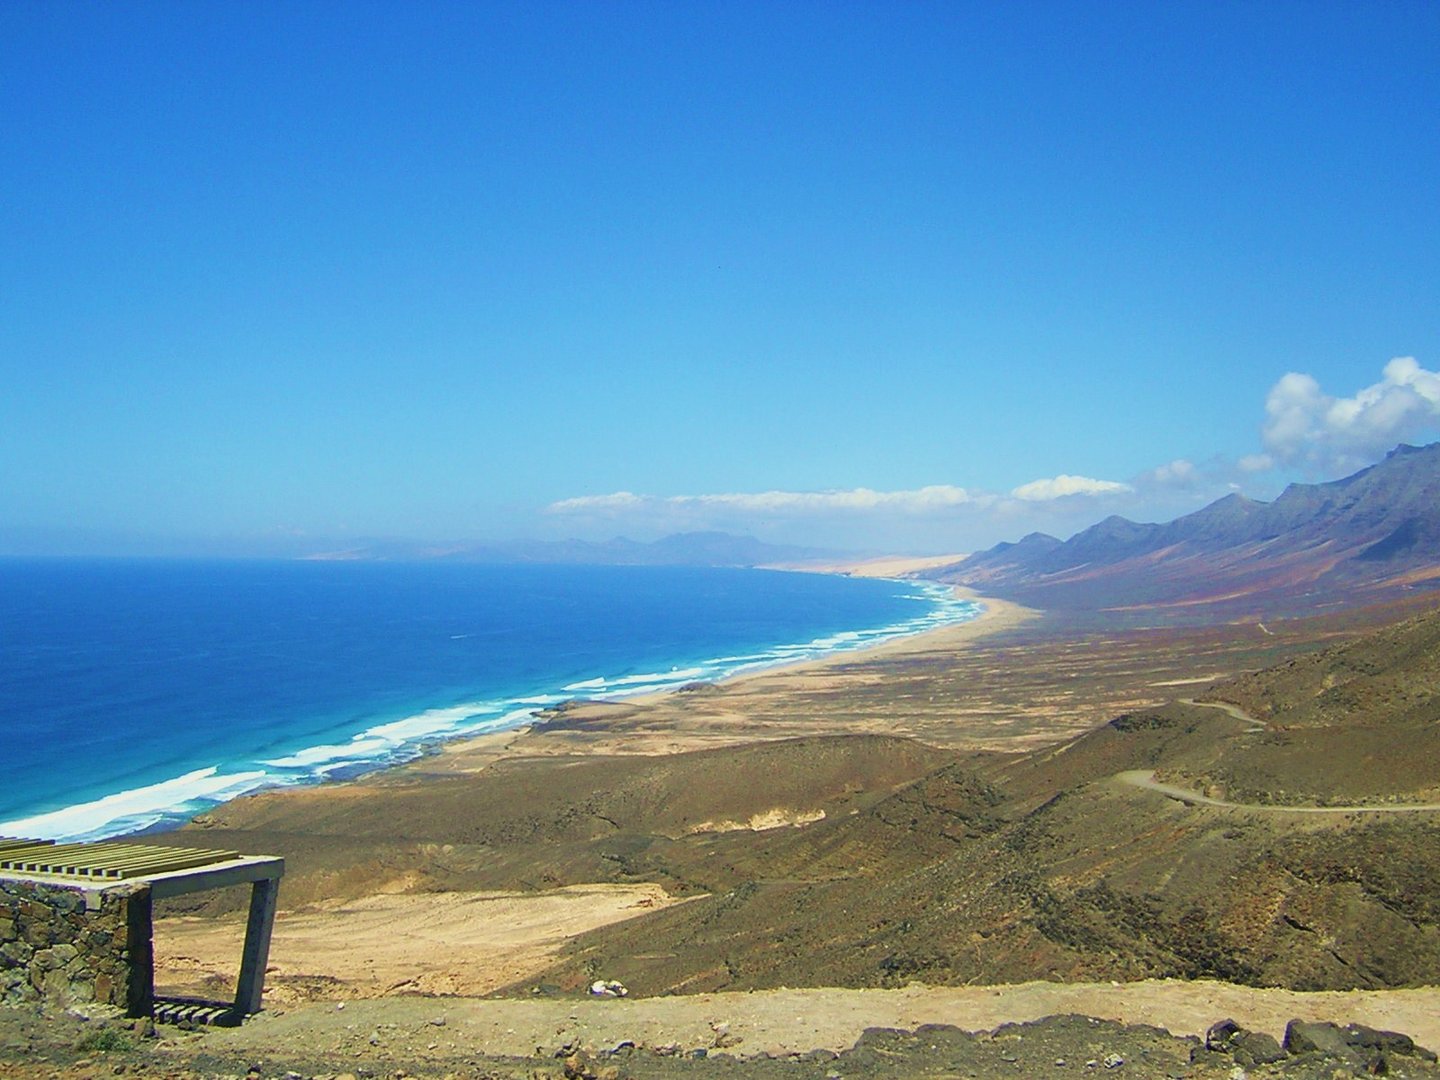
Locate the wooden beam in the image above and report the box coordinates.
[143,857,284,900]
[234,876,281,1016]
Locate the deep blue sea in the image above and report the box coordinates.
[0,559,977,842]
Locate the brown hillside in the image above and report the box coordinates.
[1181,605,1440,805]
[163,734,953,913]
[519,610,1440,994]
[1201,604,1440,728]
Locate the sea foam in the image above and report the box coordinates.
[0,767,272,844]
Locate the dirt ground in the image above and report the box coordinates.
[187,980,1440,1060]
[156,884,692,1002]
[6,981,1440,1079]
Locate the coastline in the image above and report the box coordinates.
[418,580,1036,769]
[2,561,982,843]
[273,566,1010,807]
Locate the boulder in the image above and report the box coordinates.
[1204,1018,1241,1051]
[1233,1030,1285,1067]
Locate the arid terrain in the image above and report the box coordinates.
[7,982,1440,1079]
[5,577,1440,1077]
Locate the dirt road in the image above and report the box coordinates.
[1118,699,1440,812]
[1117,769,1440,812]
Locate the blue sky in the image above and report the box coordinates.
[3,1,1438,556]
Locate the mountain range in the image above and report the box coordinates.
[941,442,1440,618]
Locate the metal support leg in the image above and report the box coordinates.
[234,876,280,1015]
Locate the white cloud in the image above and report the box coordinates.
[1144,459,1197,486]
[694,486,981,513]
[548,485,983,517]
[1009,474,1132,501]
[547,491,647,512]
[1237,453,1274,473]
[1261,357,1440,472]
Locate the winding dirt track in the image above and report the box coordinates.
[1179,697,1266,731]
[1116,770,1440,812]
[1118,699,1440,812]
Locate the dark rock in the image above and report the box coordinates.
[1205,1018,1241,1051]
[1284,1020,1355,1057]
[1342,1022,1421,1056]
[1233,1030,1285,1067]
[1188,1046,1231,1067]
[1285,1019,1437,1063]
[677,682,721,694]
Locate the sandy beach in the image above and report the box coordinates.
[762,553,970,578]
[412,579,1039,768]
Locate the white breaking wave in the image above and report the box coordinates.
[263,701,505,770]
[0,767,272,844]
[562,667,706,692]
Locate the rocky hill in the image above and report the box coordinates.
[943,442,1440,618]
[1172,604,1440,805]
[516,605,1440,995]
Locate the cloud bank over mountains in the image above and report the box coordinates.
[546,358,1439,551]
[1009,475,1132,501]
[1258,357,1440,474]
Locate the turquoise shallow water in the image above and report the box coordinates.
[0,559,977,841]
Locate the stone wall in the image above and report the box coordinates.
[0,878,153,1016]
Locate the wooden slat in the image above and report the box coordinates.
[0,838,242,880]
[0,845,46,860]
[0,838,55,858]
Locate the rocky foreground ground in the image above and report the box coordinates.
[3,997,1440,1079]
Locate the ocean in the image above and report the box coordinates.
[0,559,977,843]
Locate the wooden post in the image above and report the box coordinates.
[233,875,280,1015]
[124,885,154,1018]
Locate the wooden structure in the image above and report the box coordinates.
[0,836,283,1020]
